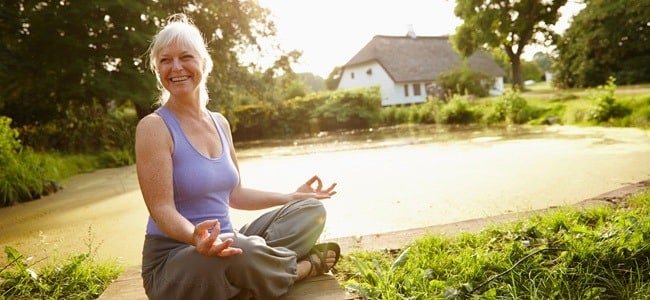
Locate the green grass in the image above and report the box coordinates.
[0,228,123,299]
[336,190,650,299]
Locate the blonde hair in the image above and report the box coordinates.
[148,14,214,107]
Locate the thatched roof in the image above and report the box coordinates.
[343,35,506,82]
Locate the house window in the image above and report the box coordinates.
[366,68,372,75]
[404,85,409,97]
[351,72,355,79]
[413,83,421,96]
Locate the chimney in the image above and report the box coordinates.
[406,24,416,39]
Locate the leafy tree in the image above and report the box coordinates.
[452,0,568,89]
[522,60,543,82]
[297,73,326,92]
[532,51,552,73]
[0,0,276,126]
[0,0,287,153]
[554,0,650,88]
[325,66,343,91]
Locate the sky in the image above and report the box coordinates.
[253,0,585,78]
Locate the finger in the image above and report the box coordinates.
[210,238,236,256]
[218,247,243,257]
[323,183,337,193]
[195,220,218,233]
[312,176,323,191]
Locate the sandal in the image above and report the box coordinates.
[307,242,341,275]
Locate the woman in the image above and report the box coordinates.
[135,13,340,299]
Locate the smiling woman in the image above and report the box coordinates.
[135,13,341,299]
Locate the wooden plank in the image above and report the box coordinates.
[99,268,347,300]
[98,269,146,300]
[280,274,346,300]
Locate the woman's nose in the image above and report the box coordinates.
[172,58,183,70]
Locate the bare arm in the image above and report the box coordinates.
[213,113,337,210]
[135,114,241,256]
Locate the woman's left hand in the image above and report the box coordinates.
[294,175,337,200]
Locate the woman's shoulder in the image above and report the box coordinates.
[136,112,167,134]
[209,111,231,128]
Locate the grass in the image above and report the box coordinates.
[336,190,650,299]
[0,227,122,299]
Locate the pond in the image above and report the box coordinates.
[0,124,648,268]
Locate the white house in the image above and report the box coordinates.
[337,33,506,106]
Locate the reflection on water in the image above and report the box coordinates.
[234,124,601,159]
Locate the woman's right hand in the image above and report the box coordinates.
[193,220,243,257]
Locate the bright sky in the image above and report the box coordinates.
[255,0,585,78]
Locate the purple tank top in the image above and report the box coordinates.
[145,106,239,236]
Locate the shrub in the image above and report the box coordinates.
[492,89,530,124]
[588,77,632,123]
[313,87,381,131]
[438,96,477,124]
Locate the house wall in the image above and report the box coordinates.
[489,77,505,96]
[338,62,428,106]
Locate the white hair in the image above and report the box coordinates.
[148,14,213,107]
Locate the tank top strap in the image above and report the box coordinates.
[155,106,183,146]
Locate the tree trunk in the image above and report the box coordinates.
[510,56,523,90]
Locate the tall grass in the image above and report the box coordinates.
[0,227,122,299]
[337,191,650,299]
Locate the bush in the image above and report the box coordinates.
[19,102,137,154]
[0,117,42,206]
[588,77,632,124]
[492,89,530,124]
[438,96,477,124]
[313,87,381,131]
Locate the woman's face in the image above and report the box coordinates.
[157,41,204,100]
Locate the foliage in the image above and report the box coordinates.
[325,67,343,91]
[314,88,382,131]
[232,88,381,140]
[491,89,531,124]
[554,0,650,88]
[0,120,129,207]
[452,0,568,88]
[438,96,479,125]
[435,67,494,98]
[338,190,650,299]
[588,77,632,124]
[521,60,543,82]
[18,102,137,154]
[0,230,122,299]
[297,72,326,92]
[0,0,277,123]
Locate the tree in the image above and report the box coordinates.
[0,0,276,127]
[554,0,650,88]
[325,66,342,91]
[452,0,568,89]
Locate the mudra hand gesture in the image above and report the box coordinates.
[193,220,243,257]
[294,175,337,200]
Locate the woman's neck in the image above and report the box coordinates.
[165,96,204,120]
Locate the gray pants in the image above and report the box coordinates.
[142,198,326,300]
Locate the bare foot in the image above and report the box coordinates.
[296,249,337,281]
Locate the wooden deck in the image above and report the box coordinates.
[98,268,352,300]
